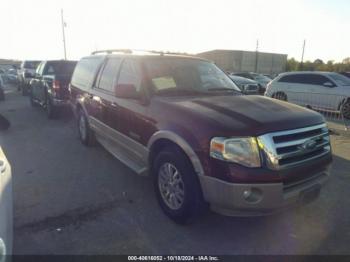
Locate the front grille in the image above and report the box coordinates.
[258,124,331,170]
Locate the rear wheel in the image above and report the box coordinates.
[78,109,96,146]
[46,97,57,119]
[29,90,37,107]
[0,89,4,101]
[341,100,350,120]
[22,84,28,96]
[153,146,207,224]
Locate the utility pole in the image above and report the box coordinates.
[255,39,259,73]
[61,9,67,60]
[300,39,306,70]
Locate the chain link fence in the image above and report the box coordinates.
[268,91,350,131]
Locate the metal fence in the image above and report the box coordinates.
[268,91,350,131]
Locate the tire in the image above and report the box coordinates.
[22,85,28,96]
[272,92,287,101]
[29,90,37,107]
[153,146,207,224]
[0,89,4,101]
[77,109,96,146]
[46,97,57,119]
[341,100,350,120]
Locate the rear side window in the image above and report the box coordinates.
[96,57,122,92]
[279,74,332,85]
[117,59,141,91]
[44,61,77,76]
[71,57,104,90]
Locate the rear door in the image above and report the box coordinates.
[91,56,123,127]
[306,74,338,111]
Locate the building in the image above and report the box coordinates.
[197,50,287,75]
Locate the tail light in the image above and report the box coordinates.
[53,80,60,90]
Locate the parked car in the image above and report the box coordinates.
[265,71,350,119]
[18,60,41,95]
[70,50,332,224]
[228,75,260,95]
[30,60,77,118]
[339,72,350,79]
[5,69,18,84]
[232,72,272,94]
[0,147,13,257]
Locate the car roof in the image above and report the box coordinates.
[82,51,210,63]
[278,71,336,77]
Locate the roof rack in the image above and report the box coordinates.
[91,49,133,55]
[91,49,192,56]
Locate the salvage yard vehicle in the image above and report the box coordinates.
[231,72,272,94]
[18,60,41,95]
[265,71,350,119]
[30,60,77,118]
[228,74,260,95]
[0,147,13,257]
[70,49,332,224]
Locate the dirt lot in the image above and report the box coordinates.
[0,87,350,255]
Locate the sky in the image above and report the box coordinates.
[0,0,349,62]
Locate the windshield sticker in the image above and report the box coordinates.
[152,76,177,90]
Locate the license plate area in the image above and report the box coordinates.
[299,184,321,205]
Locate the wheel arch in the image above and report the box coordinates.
[147,131,204,177]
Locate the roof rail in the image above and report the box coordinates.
[91,49,133,55]
[91,49,192,57]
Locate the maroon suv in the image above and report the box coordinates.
[69,50,332,223]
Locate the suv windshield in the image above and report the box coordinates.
[23,61,40,69]
[143,58,241,95]
[328,73,350,86]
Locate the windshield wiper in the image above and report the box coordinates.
[207,87,242,94]
[156,87,204,96]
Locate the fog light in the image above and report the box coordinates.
[243,188,263,203]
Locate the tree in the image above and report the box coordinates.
[342,57,350,64]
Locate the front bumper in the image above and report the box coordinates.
[198,169,330,216]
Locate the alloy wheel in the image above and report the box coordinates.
[158,162,185,210]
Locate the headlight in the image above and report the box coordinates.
[210,137,261,167]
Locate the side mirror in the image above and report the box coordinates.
[115,84,139,99]
[323,82,334,88]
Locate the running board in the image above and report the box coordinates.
[96,134,148,176]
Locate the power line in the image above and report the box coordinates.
[61,9,67,60]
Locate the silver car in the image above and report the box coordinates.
[0,147,13,257]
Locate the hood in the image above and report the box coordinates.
[162,95,325,136]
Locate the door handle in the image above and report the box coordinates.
[111,102,118,108]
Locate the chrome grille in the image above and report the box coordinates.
[258,123,331,170]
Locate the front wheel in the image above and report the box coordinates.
[272,92,287,101]
[153,146,207,224]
